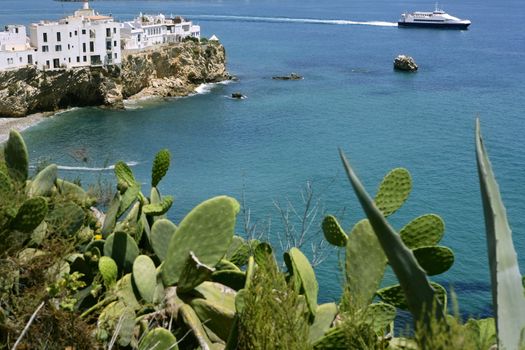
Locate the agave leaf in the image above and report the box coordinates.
[339,149,444,326]
[475,119,525,349]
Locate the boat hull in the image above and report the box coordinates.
[398,21,470,29]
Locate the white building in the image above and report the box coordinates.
[121,14,200,51]
[0,25,36,71]
[29,0,121,70]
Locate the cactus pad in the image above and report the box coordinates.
[345,219,387,307]
[133,255,157,303]
[11,197,48,233]
[211,270,246,291]
[99,256,118,287]
[215,259,241,272]
[308,302,338,343]
[114,161,137,187]
[225,236,252,267]
[374,168,412,217]
[151,149,171,187]
[190,298,235,341]
[4,130,29,183]
[115,273,141,310]
[161,196,239,286]
[364,302,397,332]
[46,202,85,236]
[178,252,215,294]
[101,192,121,237]
[412,245,454,276]
[400,214,445,249]
[143,196,174,216]
[150,219,177,261]
[194,282,237,311]
[139,327,178,350]
[29,164,57,197]
[289,247,318,318]
[179,304,213,350]
[104,232,140,274]
[377,282,447,311]
[322,215,348,247]
[56,179,88,204]
[0,171,13,196]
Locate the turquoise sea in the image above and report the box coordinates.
[2,0,524,320]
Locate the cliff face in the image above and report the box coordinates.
[0,42,228,117]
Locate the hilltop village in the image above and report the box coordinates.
[0,0,205,71]
[0,0,228,117]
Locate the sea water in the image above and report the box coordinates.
[2,0,524,319]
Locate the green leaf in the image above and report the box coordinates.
[377,282,447,312]
[178,252,215,294]
[475,119,525,349]
[4,130,29,183]
[308,302,338,343]
[104,232,140,274]
[289,247,318,319]
[339,149,444,326]
[151,149,171,187]
[139,327,178,350]
[132,255,157,303]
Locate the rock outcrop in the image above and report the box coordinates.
[0,41,228,117]
[393,55,418,72]
[272,73,303,80]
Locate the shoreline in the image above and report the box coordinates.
[0,80,232,144]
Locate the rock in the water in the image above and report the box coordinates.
[231,92,245,99]
[272,72,303,80]
[393,55,418,72]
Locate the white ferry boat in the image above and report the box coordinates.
[398,6,471,29]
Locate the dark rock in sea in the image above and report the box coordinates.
[393,55,418,72]
[0,42,228,117]
[272,72,303,80]
[231,92,245,99]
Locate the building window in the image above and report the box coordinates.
[53,58,60,69]
[46,60,50,68]
[68,57,71,63]
[83,56,87,62]
[113,27,117,34]
[82,43,86,52]
[106,41,111,50]
[28,54,33,64]
[76,56,80,62]
[67,44,70,50]
[82,29,86,35]
[114,53,118,59]
[57,32,61,42]
[106,28,111,37]
[75,30,78,36]
[113,40,117,47]
[89,41,94,52]
[69,32,72,38]
[43,32,47,42]
[42,45,49,52]
[7,58,13,64]
[55,45,62,52]
[19,57,22,62]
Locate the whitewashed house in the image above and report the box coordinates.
[121,14,200,51]
[29,0,121,70]
[0,25,36,70]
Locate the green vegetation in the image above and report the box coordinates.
[0,121,520,349]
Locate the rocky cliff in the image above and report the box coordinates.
[0,41,228,117]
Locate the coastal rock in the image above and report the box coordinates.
[231,92,245,99]
[272,73,303,80]
[393,55,418,72]
[0,41,228,118]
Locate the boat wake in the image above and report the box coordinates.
[187,14,397,27]
[53,161,139,172]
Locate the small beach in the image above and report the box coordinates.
[0,113,49,144]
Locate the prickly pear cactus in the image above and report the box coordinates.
[322,215,348,247]
[308,303,338,343]
[46,202,85,237]
[377,282,447,311]
[99,256,118,287]
[374,168,411,217]
[101,192,121,237]
[178,252,215,294]
[412,246,454,276]
[28,164,57,197]
[191,297,235,341]
[104,232,140,274]
[56,179,89,205]
[143,196,174,216]
[139,327,178,350]
[151,149,171,187]
[150,219,177,261]
[0,170,13,197]
[161,196,239,286]
[4,130,29,183]
[400,214,445,249]
[288,247,318,319]
[132,255,157,303]
[211,269,246,291]
[11,197,48,233]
